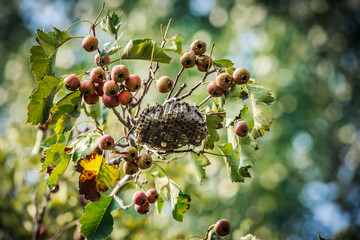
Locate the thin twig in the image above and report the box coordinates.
[112,108,131,128]
[110,175,133,196]
[173,83,187,98]
[32,191,51,240]
[49,220,79,240]
[153,152,187,163]
[196,95,211,108]
[166,67,184,100]
[199,111,226,116]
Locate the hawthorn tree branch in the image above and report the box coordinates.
[199,111,226,116]
[32,191,51,240]
[196,95,211,108]
[166,67,184,100]
[110,175,133,196]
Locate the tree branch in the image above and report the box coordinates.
[166,67,184,100]
[112,108,131,128]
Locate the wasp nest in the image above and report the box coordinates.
[135,102,208,150]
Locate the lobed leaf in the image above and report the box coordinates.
[213,59,234,68]
[246,83,275,139]
[203,113,225,150]
[100,11,122,39]
[55,114,71,135]
[27,76,60,125]
[42,143,67,171]
[41,134,66,149]
[152,171,170,201]
[48,153,71,185]
[225,84,247,124]
[80,194,121,240]
[163,34,184,55]
[217,143,245,182]
[190,153,211,183]
[51,91,81,123]
[29,45,55,82]
[122,39,171,63]
[76,153,120,201]
[172,192,191,222]
[84,101,103,125]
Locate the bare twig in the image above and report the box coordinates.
[166,67,184,100]
[112,108,131,128]
[49,219,79,240]
[199,111,226,116]
[173,83,187,98]
[196,95,211,108]
[32,191,51,240]
[110,175,133,196]
[153,152,187,163]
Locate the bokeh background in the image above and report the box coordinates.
[1,0,360,239]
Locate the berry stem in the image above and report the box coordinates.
[110,175,134,196]
[199,111,226,116]
[112,108,131,128]
[196,95,211,108]
[204,224,215,240]
[166,67,184,100]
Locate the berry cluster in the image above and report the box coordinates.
[132,189,159,215]
[63,35,140,108]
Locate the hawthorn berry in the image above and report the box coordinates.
[233,67,250,85]
[99,134,114,150]
[102,94,120,108]
[123,161,139,175]
[118,90,133,106]
[111,65,129,83]
[94,53,111,66]
[180,52,196,68]
[216,73,233,90]
[125,74,142,92]
[63,74,80,91]
[123,146,138,162]
[133,192,148,206]
[95,80,106,96]
[89,67,106,83]
[146,189,159,204]
[234,121,249,137]
[207,81,224,97]
[214,219,231,237]
[135,201,150,215]
[84,94,99,105]
[82,36,98,52]
[190,40,207,55]
[103,80,119,96]
[196,55,212,72]
[156,76,173,93]
[79,80,96,95]
[136,154,152,169]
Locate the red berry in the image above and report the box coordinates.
[133,192,148,206]
[207,81,224,97]
[136,154,152,169]
[190,40,207,55]
[90,67,106,84]
[156,76,173,93]
[214,219,231,237]
[196,55,212,72]
[118,90,133,105]
[234,121,249,137]
[95,80,106,96]
[84,94,99,105]
[180,52,196,68]
[103,80,119,96]
[79,80,96,95]
[146,189,159,204]
[233,67,250,85]
[215,73,233,90]
[123,161,139,175]
[102,94,120,108]
[99,134,114,150]
[94,53,111,66]
[125,74,142,92]
[82,36,98,52]
[111,65,129,83]
[63,74,80,91]
[135,201,150,215]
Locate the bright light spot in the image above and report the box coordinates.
[56,47,76,69]
[253,55,279,76]
[278,94,297,113]
[337,124,356,144]
[300,181,339,208]
[189,0,216,16]
[292,131,314,153]
[308,25,328,48]
[248,5,267,26]
[218,178,238,198]
[324,102,343,122]
[192,30,212,46]
[5,58,23,81]
[276,68,293,87]
[209,7,228,27]
[313,202,350,234]
[0,88,8,106]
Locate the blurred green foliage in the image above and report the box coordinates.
[0,0,359,239]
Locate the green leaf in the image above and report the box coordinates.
[100,46,122,58]
[51,91,81,123]
[100,11,122,39]
[152,171,170,201]
[246,83,275,138]
[41,134,66,148]
[163,34,184,55]
[169,180,181,208]
[42,143,67,171]
[35,29,58,56]
[225,84,247,123]
[48,153,71,185]
[213,59,234,68]
[52,26,70,43]
[203,113,225,150]
[239,135,257,168]
[217,143,245,182]
[55,114,71,135]
[84,101,103,125]
[122,39,171,63]
[190,153,211,183]
[156,195,164,215]
[27,76,60,125]
[30,45,55,82]
[80,194,121,240]
[172,192,191,222]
